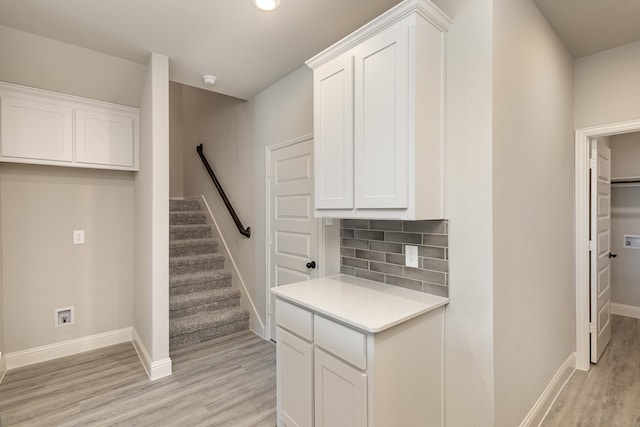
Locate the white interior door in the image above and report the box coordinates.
[590,138,613,363]
[268,137,319,340]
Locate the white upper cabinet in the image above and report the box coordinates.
[1,95,73,163]
[354,24,409,210]
[0,82,139,171]
[314,54,354,209]
[307,0,451,220]
[75,108,136,168]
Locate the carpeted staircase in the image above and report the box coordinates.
[169,198,249,350]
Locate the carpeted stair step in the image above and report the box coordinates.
[170,238,218,257]
[170,253,224,275]
[170,307,250,350]
[170,270,233,296]
[168,197,249,351]
[170,199,202,212]
[170,211,208,225]
[170,224,212,241]
[170,287,241,319]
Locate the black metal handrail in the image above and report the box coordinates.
[196,144,251,238]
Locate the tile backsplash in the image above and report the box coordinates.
[340,219,449,297]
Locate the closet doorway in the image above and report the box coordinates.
[575,120,640,371]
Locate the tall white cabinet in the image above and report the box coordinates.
[307,0,451,220]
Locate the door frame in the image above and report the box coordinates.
[574,118,640,370]
[265,132,326,342]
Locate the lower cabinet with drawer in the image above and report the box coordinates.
[274,298,445,427]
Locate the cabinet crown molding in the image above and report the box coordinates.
[306,0,451,69]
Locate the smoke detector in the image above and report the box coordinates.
[201,75,217,86]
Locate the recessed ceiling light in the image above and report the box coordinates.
[252,0,280,12]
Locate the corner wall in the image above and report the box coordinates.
[610,132,640,311]
[0,162,4,379]
[133,53,171,380]
[575,39,640,129]
[431,0,496,425]
[0,25,144,360]
[492,0,574,425]
[169,82,185,197]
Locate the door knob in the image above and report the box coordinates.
[306,261,317,269]
[609,252,618,259]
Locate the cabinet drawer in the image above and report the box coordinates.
[314,315,367,370]
[276,299,313,341]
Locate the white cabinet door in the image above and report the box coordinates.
[314,348,367,427]
[277,327,313,427]
[353,24,409,209]
[75,108,137,168]
[1,96,73,162]
[314,54,354,209]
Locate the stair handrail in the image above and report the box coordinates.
[196,144,251,238]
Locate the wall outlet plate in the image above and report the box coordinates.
[55,306,74,327]
[405,245,419,268]
[73,230,85,245]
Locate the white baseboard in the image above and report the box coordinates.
[5,328,132,370]
[611,303,640,319]
[520,352,576,427]
[131,328,172,381]
[0,352,6,384]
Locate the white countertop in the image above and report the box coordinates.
[270,274,449,333]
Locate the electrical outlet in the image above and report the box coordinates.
[73,230,85,245]
[405,245,419,268]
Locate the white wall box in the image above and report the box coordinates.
[274,296,445,426]
[0,81,139,171]
[307,0,451,220]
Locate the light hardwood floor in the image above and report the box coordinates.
[0,331,276,426]
[542,315,640,427]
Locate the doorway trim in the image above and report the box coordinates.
[575,119,640,371]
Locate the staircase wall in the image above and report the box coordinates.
[171,67,314,337]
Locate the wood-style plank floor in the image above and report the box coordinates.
[0,330,276,426]
[542,315,640,427]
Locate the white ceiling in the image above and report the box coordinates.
[533,0,640,58]
[1,0,639,100]
[0,0,402,100]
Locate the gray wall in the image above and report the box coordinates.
[431,0,496,424]
[0,26,145,354]
[492,0,575,425]
[575,39,640,129]
[611,132,640,309]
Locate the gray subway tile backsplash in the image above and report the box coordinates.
[384,231,423,244]
[369,219,403,231]
[354,230,385,241]
[340,219,449,297]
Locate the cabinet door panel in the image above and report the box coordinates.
[314,54,354,209]
[354,25,409,209]
[277,327,313,427]
[75,108,136,168]
[315,348,367,427]
[1,96,73,162]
